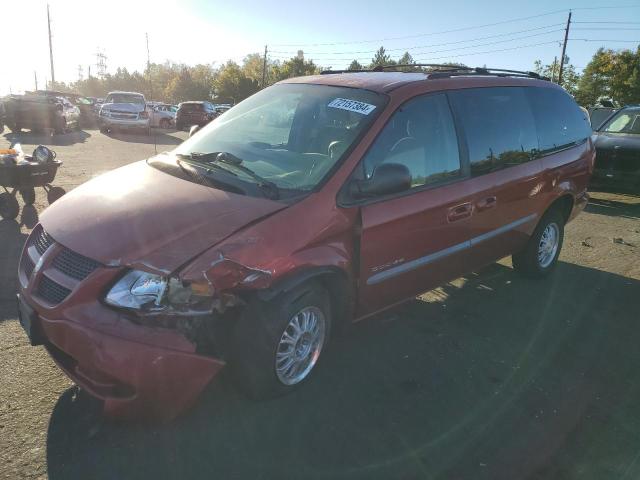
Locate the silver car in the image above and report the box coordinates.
[99,91,150,134]
[148,103,176,129]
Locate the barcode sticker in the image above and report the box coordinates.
[328,98,376,115]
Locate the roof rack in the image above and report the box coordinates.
[320,64,548,81]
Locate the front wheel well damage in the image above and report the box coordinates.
[548,194,574,223]
[254,268,354,336]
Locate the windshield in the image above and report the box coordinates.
[600,109,640,134]
[108,94,145,104]
[174,84,386,192]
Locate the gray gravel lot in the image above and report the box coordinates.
[1,128,639,480]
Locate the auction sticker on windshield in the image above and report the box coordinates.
[328,98,376,115]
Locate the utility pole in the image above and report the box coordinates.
[47,4,55,85]
[34,71,38,91]
[146,33,153,101]
[558,10,572,86]
[261,45,268,88]
[551,56,558,83]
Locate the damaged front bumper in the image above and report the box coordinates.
[29,297,225,421]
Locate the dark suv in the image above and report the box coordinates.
[175,101,217,130]
[17,66,594,420]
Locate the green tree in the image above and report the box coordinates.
[370,46,394,68]
[534,59,580,96]
[348,59,363,70]
[272,56,319,81]
[575,47,640,106]
[214,61,259,104]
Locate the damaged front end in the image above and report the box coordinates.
[103,255,273,356]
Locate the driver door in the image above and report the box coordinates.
[354,93,474,316]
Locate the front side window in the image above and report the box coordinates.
[449,87,538,176]
[173,84,387,193]
[527,87,592,151]
[600,109,640,134]
[361,93,461,189]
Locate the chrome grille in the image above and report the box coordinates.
[37,275,72,305]
[53,248,101,281]
[22,256,35,279]
[32,227,54,255]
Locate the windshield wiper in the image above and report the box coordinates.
[185,152,280,200]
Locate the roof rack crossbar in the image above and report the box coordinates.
[320,65,548,81]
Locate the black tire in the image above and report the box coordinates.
[99,126,109,134]
[55,118,66,135]
[47,186,66,205]
[512,209,565,278]
[0,192,19,220]
[175,122,183,131]
[19,188,36,205]
[159,118,171,129]
[230,281,331,399]
[10,124,21,133]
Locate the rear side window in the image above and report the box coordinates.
[362,93,461,189]
[527,87,592,153]
[449,87,538,177]
[180,104,203,112]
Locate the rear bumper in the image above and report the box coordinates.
[34,306,224,421]
[568,189,589,223]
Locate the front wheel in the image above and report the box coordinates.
[230,282,331,398]
[512,209,565,277]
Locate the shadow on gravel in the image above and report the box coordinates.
[46,262,640,480]
[586,195,640,220]
[3,130,91,147]
[0,219,28,321]
[102,130,184,146]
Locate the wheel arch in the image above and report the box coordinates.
[256,266,354,334]
[546,193,574,224]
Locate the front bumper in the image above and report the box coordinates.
[99,116,149,129]
[21,292,224,421]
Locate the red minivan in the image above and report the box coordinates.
[17,66,594,420]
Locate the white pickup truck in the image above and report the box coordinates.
[98,91,150,134]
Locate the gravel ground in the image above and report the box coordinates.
[0,128,639,480]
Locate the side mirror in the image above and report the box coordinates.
[189,125,201,137]
[349,163,411,199]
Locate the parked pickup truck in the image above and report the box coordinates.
[3,94,80,134]
[99,91,150,134]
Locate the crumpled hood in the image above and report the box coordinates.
[40,160,286,273]
[102,102,146,114]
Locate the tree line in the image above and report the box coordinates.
[48,45,639,107]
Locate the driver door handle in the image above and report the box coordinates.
[447,203,473,222]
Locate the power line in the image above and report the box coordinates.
[410,40,563,62]
[569,38,640,42]
[271,5,640,47]
[573,21,640,24]
[270,24,565,55]
[270,31,565,61]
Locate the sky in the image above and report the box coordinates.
[1,0,639,95]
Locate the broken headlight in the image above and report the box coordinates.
[105,270,215,314]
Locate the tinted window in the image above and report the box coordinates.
[449,87,538,176]
[527,87,592,152]
[362,93,461,189]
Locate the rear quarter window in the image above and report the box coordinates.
[449,87,538,177]
[526,87,592,153]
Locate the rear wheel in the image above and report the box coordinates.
[512,209,565,277]
[19,188,36,205]
[10,124,21,133]
[99,125,109,134]
[230,281,331,398]
[0,192,19,220]
[159,118,171,129]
